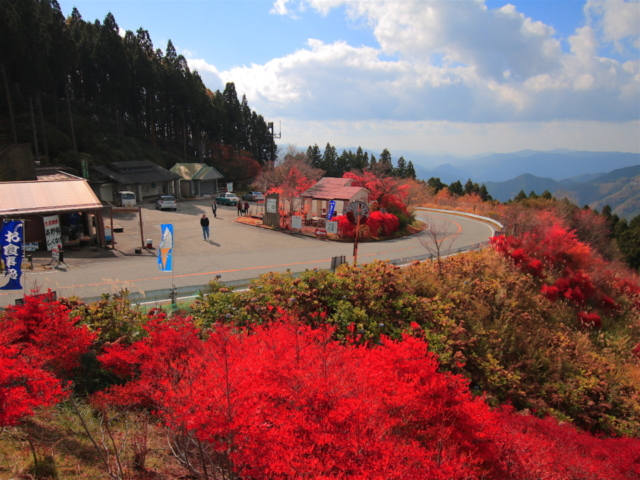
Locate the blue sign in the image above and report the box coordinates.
[158,224,174,272]
[326,200,336,221]
[1,220,24,290]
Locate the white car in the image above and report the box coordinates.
[156,195,177,211]
[215,192,240,206]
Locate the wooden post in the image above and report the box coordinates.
[353,212,361,266]
[139,207,145,249]
[110,209,115,250]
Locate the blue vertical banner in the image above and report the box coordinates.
[1,220,24,290]
[158,224,173,272]
[326,200,336,221]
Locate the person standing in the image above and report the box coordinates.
[212,201,217,218]
[244,201,250,216]
[200,214,210,240]
[237,200,243,216]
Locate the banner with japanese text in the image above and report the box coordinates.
[1,220,24,290]
[158,224,173,272]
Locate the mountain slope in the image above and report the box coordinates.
[485,165,640,219]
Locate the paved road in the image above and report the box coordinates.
[0,200,496,306]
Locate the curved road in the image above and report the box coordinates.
[0,202,496,306]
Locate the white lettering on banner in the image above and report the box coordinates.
[3,244,19,256]
[4,231,21,243]
[5,256,16,268]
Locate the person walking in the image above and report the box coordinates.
[244,201,250,216]
[212,201,217,218]
[237,200,243,216]
[200,214,210,240]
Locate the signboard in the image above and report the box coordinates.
[315,229,327,236]
[266,198,277,214]
[51,245,60,261]
[291,215,302,230]
[43,215,61,251]
[81,159,89,179]
[25,242,39,251]
[158,224,174,272]
[1,220,24,290]
[346,201,370,225]
[326,221,338,234]
[226,182,233,192]
[326,200,336,221]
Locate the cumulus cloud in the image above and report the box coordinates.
[585,0,640,50]
[193,0,639,127]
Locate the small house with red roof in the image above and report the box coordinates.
[300,177,369,219]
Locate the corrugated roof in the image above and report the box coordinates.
[0,179,103,215]
[300,177,369,201]
[171,163,223,181]
[92,162,180,184]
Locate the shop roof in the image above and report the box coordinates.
[300,177,369,201]
[0,178,103,215]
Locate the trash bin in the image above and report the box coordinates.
[146,238,153,248]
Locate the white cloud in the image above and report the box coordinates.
[281,118,640,156]
[585,0,640,51]
[249,0,638,124]
[180,0,640,153]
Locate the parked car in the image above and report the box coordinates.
[242,191,265,202]
[215,192,240,206]
[155,195,177,211]
[115,191,136,207]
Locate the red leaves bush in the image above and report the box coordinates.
[94,314,640,479]
[490,211,639,329]
[337,210,400,239]
[0,293,95,426]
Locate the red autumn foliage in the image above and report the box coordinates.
[337,210,400,239]
[343,170,409,210]
[0,293,96,426]
[491,210,639,329]
[94,314,640,479]
[577,311,603,328]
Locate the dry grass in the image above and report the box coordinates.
[0,402,189,480]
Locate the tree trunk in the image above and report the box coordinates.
[29,97,40,162]
[2,64,17,143]
[181,109,187,161]
[66,82,77,152]
[36,91,49,160]
[148,95,156,148]
[52,84,59,125]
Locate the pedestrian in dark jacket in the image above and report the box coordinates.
[237,200,243,216]
[244,201,250,216]
[212,201,217,218]
[200,214,210,240]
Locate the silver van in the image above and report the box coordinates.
[115,191,136,207]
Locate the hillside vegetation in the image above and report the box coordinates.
[1,200,639,478]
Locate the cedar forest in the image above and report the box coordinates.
[1,1,640,479]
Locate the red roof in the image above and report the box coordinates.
[300,178,369,201]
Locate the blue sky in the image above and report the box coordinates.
[58,0,639,158]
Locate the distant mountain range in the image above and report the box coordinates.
[409,150,640,184]
[483,165,640,219]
